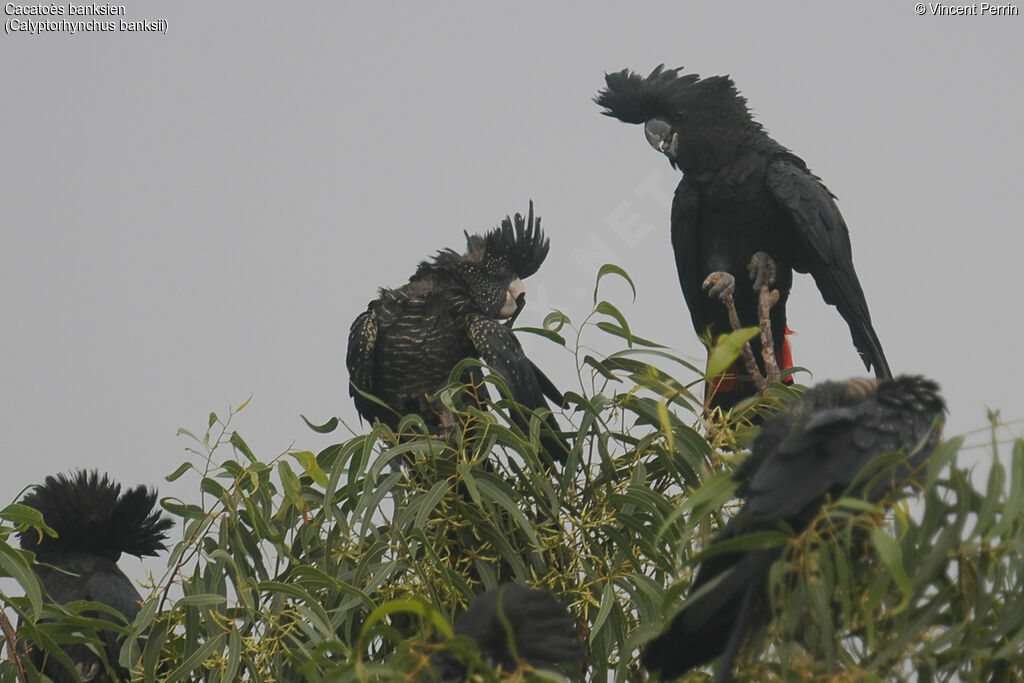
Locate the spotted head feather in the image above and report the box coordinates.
[422,201,549,280]
[481,200,549,279]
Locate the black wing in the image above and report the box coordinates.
[742,382,940,522]
[467,315,569,462]
[644,377,943,680]
[741,401,865,521]
[528,358,565,408]
[346,308,381,424]
[765,159,891,379]
[642,536,774,680]
[670,178,707,336]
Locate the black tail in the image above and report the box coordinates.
[643,546,776,679]
[855,317,892,380]
[18,470,173,561]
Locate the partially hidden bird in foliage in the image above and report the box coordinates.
[595,66,892,411]
[347,202,569,462]
[642,376,945,681]
[427,583,583,680]
[17,470,173,683]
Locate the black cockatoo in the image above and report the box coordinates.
[347,202,569,462]
[642,376,945,681]
[17,470,173,682]
[596,66,892,411]
[427,583,583,680]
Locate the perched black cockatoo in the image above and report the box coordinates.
[596,66,892,411]
[428,583,583,680]
[643,376,945,681]
[17,470,173,682]
[347,202,569,462]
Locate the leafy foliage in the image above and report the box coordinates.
[1,267,1022,681]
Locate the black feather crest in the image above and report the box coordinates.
[18,470,173,561]
[425,201,549,279]
[483,200,549,278]
[595,64,751,126]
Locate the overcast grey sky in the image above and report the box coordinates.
[2,2,1022,583]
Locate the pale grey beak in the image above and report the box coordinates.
[500,278,526,318]
[644,118,678,157]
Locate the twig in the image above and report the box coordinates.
[0,611,28,683]
[748,253,782,386]
[720,290,768,393]
[756,286,781,384]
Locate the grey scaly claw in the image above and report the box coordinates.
[703,269,768,394]
[703,271,736,301]
[748,252,777,291]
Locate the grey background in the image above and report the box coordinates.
[2,2,1022,587]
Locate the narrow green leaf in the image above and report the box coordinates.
[290,450,330,488]
[301,414,340,434]
[596,323,666,348]
[165,462,193,482]
[976,454,1006,537]
[175,427,201,444]
[360,598,453,648]
[224,626,242,681]
[163,632,227,683]
[595,301,633,347]
[177,593,227,608]
[543,309,571,331]
[513,326,566,346]
[690,530,789,565]
[583,354,621,383]
[807,577,835,670]
[230,431,256,462]
[593,263,637,303]
[277,461,305,511]
[656,399,674,453]
[414,479,453,530]
[705,327,759,380]
[0,543,42,617]
[870,528,912,614]
[200,476,227,500]
[474,477,540,547]
[925,436,963,491]
[589,581,616,643]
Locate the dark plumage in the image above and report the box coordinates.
[17,471,173,682]
[429,583,582,679]
[643,376,945,681]
[347,202,569,461]
[596,66,892,410]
